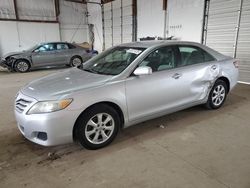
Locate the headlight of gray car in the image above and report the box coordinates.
[27,99,73,115]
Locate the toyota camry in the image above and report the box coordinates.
[14,41,239,149]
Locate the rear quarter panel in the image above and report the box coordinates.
[72,48,92,62]
[218,58,239,91]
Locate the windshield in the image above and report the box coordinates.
[26,44,39,51]
[82,47,145,75]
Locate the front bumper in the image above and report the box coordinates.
[0,58,14,70]
[14,92,80,146]
[0,59,8,68]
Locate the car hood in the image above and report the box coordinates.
[3,51,30,59]
[21,68,113,100]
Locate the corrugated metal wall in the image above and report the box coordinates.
[236,0,250,83]
[205,0,250,83]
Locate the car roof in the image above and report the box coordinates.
[118,40,228,61]
[39,42,70,45]
[118,40,205,48]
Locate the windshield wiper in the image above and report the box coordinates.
[83,68,98,74]
[83,68,115,76]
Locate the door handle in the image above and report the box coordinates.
[211,65,217,70]
[172,73,181,79]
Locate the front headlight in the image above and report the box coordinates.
[27,99,73,115]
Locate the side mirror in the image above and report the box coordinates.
[133,66,152,76]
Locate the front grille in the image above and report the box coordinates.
[15,98,32,113]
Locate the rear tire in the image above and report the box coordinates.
[15,60,30,73]
[70,56,83,67]
[205,80,228,109]
[75,104,120,150]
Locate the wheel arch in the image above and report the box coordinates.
[70,55,83,62]
[13,58,31,70]
[217,76,230,93]
[14,58,31,66]
[72,101,125,142]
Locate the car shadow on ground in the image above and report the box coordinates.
[0,91,247,171]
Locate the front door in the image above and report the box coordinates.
[32,43,59,67]
[125,46,187,121]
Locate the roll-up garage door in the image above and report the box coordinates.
[204,0,250,83]
[103,0,135,50]
[236,0,250,83]
[104,2,113,49]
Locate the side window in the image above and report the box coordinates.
[57,43,69,50]
[68,43,76,49]
[178,46,215,67]
[139,46,176,72]
[35,44,56,52]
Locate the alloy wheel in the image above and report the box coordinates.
[212,85,226,106]
[85,113,115,144]
[17,61,29,72]
[72,58,82,67]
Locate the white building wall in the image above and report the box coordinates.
[167,0,204,42]
[136,0,204,42]
[137,0,165,40]
[0,21,60,56]
[0,0,205,56]
[0,0,89,57]
[59,0,89,43]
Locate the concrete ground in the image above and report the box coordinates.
[0,67,250,188]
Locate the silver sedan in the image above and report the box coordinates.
[14,41,239,149]
[0,42,93,72]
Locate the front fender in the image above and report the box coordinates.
[66,81,128,125]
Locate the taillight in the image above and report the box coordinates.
[233,61,239,68]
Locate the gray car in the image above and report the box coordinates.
[14,41,239,149]
[0,42,93,72]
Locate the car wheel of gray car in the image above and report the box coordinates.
[15,60,30,73]
[70,56,83,67]
[206,80,228,109]
[75,104,120,150]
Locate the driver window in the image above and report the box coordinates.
[139,46,176,72]
[35,44,56,52]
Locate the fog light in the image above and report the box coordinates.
[37,132,47,141]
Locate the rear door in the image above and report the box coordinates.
[173,45,218,104]
[53,43,72,65]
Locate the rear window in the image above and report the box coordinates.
[68,43,76,49]
[178,46,215,67]
[56,43,69,50]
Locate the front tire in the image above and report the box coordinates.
[15,60,30,73]
[206,80,228,109]
[75,104,120,150]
